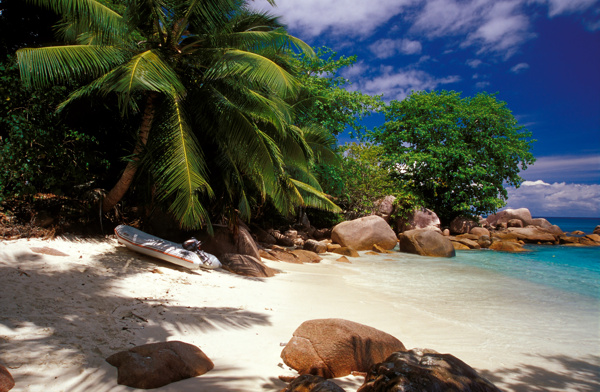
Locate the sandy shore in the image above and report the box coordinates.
[1,236,598,391]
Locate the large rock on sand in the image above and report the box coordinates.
[358,349,502,392]
[332,216,397,251]
[396,208,441,233]
[106,341,214,389]
[398,229,455,257]
[281,319,406,379]
[221,254,277,277]
[0,364,14,392]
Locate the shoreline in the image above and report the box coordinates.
[1,236,598,391]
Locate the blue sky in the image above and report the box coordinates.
[252,0,600,218]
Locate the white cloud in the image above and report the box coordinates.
[475,81,491,89]
[350,66,460,101]
[521,155,600,183]
[250,0,599,59]
[534,0,599,17]
[506,181,600,217]
[369,39,422,59]
[249,0,416,38]
[467,59,483,68]
[511,62,530,73]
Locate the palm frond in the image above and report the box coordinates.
[207,49,300,98]
[290,179,342,213]
[17,45,129,89]
[26,0,127,42]
[153,98,213,230]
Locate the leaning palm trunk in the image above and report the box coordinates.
[102,92,158,212]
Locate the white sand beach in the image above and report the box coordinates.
[1,236,598,392]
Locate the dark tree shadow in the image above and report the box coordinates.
[0,241,273,391]
[478,354,600,392]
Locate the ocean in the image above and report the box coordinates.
[319,217,600,390]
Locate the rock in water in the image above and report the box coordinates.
[594,225,600,235]
[106,341,213,389]
[332,216,397,251]
[281,319,406,379]
[357,349,502,392]
[398,229,456,257]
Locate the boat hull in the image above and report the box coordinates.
[114,225,221,270]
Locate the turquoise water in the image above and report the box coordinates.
[456,245,600,299]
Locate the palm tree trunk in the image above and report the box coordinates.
[102,92,159,213]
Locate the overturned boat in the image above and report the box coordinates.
[114,225,221,270]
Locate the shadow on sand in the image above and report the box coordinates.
[0,242,273,391]
[479,354,600,392]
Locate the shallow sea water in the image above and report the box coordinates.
[320,238,600,391]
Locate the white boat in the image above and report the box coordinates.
[114,225,221,270]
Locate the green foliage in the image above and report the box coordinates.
[16,0,340,230]
[0,58,109,202]
[372,90,536,224]
[316,143,398,220]
[293,47,382,138]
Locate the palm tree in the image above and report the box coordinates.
[17,0,340,230]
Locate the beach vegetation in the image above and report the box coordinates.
[14,0,341,231]
[372,90,536,224]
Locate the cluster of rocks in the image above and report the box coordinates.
[92,318,504,391]
[192,207,598,279]
[279,318,501,392]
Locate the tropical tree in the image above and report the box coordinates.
[372,90,536,224]
[17,0,339,230]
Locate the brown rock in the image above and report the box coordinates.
[585,234,600,243]
[451,242,471,250]
[486,208,533,227]
[270,230,295,247]
[470,227,490,237]
[372,244,394,253]
[507,219,523,228]
[292,250,322,264]
[531,218,553,228]
[336,256,351,263]
[571,230,585,235]
[488,241,527,252]
[373,195,396,223]
[396,208,441,233]
[507,227,558,244]
[281,375,346,392]
[106,341,214,389]
[304,239,328,254]
[313,228,332,240]
[594,225,600,235]
[326,243,341,252]
[449,216,479,234]
[398,230,456,257]
[0,364,15,392]
[492,232,519,242]
[332,216,397,251]
[454,238,480,250]
[477,235,492,249]
[559,236,581,245]
[259,249,280,261]
[281,319,406,379]
[365,251,379,256]
[221,254,277,277]
[357,349,501,392]
[332,247,360,257]
[266,247,301,263]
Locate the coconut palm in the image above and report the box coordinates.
[17,0,340,230]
